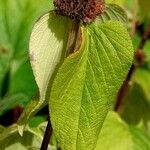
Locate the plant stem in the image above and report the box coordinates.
[115,24,150,113]
[139,25,150,49]
[12,105,23,123]
[40,119,53,150]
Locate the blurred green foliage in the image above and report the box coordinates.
[0,0,53,115]
[0,0,150,149]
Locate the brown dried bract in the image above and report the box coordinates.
[54,0,105,23]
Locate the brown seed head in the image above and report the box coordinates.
[54,0,105,23]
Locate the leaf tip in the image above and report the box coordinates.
[17,125,25,136]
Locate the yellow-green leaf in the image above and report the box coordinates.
[49,21,133,150]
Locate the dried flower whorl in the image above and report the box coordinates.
[54,0,105,23]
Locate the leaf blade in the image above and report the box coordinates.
[49,21,133,150]
[17,12,71,133]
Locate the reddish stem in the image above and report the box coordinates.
[114,64,135,112]
[40,119,53,150]
[12,106,23,123]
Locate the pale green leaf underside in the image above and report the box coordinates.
[17,12,71,133]
[95,111,150,150]
[50,21,133,150]
[29,12,70,101]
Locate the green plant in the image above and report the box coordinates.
[19,0,134,149]
[1,0,150,150]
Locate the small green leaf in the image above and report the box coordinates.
[134,69,150,102]
[95,111,150,150]
[17,12,71,133]
[29,116,47,127]
[49,21,133,150]
[96,4,127,25]
[4,143,27,150]
[106,0,124,6]
[122,83,150,127]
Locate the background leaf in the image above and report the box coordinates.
[95,111,150,150]
[121,69,150,134]
[0,0,53,114]
[139,0,150,19]
[0,123,56,150]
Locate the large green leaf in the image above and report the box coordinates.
[49,21,133,150]
[95,111,150,150]
[17,4,128,133]
[17,12,72,134]
[0,0,53,112]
